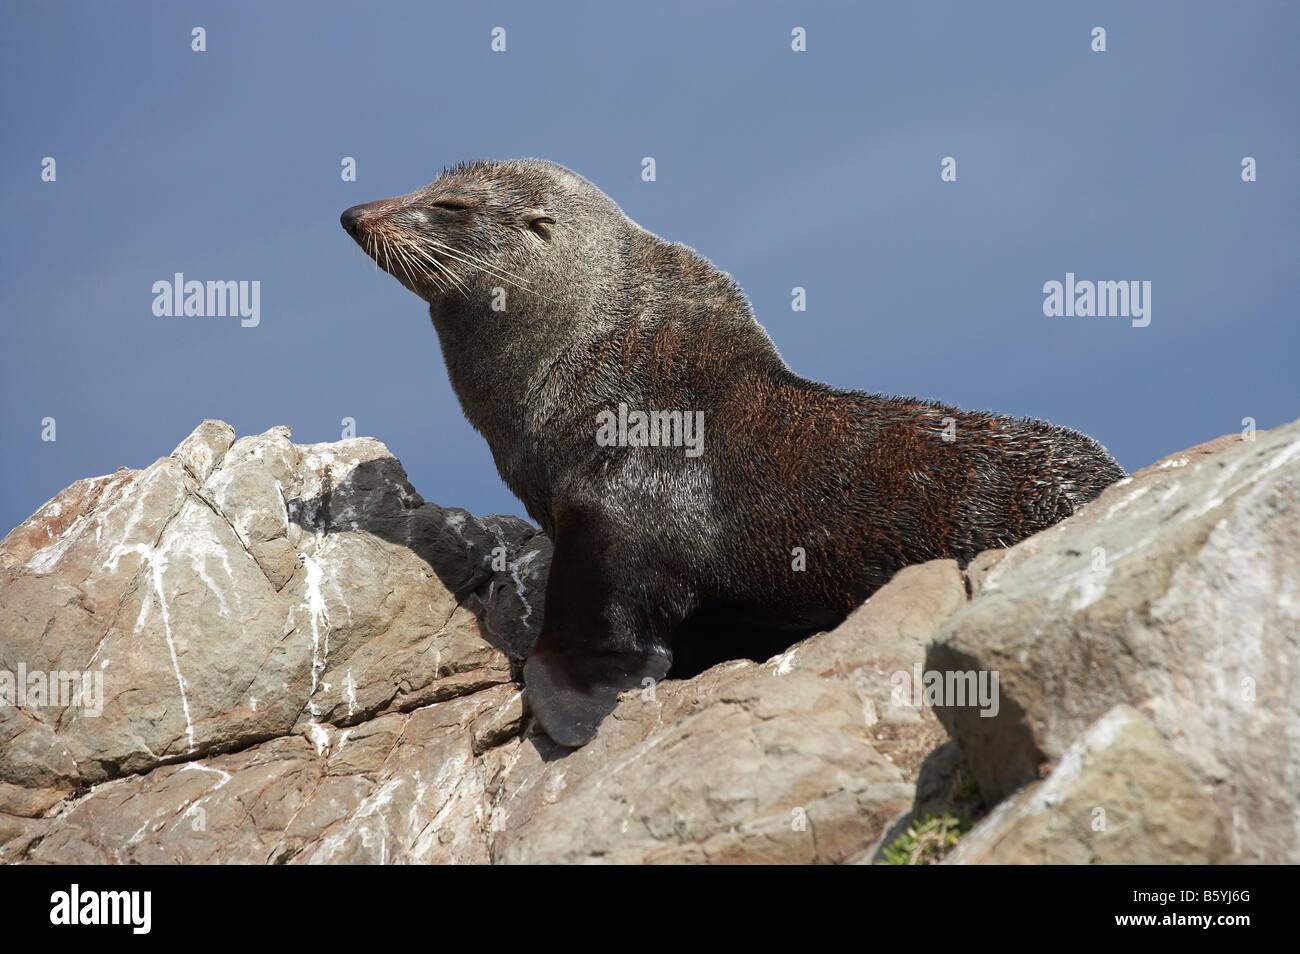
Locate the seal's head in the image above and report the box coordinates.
[341,158,627,315]
[340,158,682,529]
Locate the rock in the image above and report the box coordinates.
[470,514,552,665]
[945,706,1230,864]
[928,419,1300,863]
[0,421,961,864]
[0,422,529,801]
[489,671,899,864]
[9,417,1290,864]
[910,740,966,822]
[779,560,965,782]
[170,419,235,483]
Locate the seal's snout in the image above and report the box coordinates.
[340,205,363,238]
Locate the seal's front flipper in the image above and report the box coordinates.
[524,646,670,747]
[522,506,679,747]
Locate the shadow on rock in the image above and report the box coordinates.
[285,455,551,667]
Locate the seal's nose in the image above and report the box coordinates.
[341,205,362,237]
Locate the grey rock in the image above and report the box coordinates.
[945,706,1230,864]
[0,423,522,801]
[928,419,1300,863]
[170,419,235,484]
[7,416,1288,864]
[0,420,961,864]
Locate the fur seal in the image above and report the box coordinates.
[341,159,1125,746]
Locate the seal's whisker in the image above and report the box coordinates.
[392,235,451,290]
[421,237,539,293]
[376,232,393,279]
[384,236,413,281]
[424,238,530,284]
[407,234,509,283]
[426,245,547,302]
[390,234,471,299]
[390,234,470,302]
[389,228,532,288]
[394,242,433,292]
[399,240,472,298]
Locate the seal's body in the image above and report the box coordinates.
[342,159,1125,746]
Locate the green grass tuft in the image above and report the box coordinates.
[879,811,971,865]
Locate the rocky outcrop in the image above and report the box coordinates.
[943,705,1230,864]
[0,422,542,811]
[932,420,1300,864]
[0,422,962,864]
[2,418,1295,864]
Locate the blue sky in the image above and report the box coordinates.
[2,0,1297,534]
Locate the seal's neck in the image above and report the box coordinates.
[426,228,768,526]
[429,297,582,438]
[428,222,645,434]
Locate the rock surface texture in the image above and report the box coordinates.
[933,420,1300,864]
[1,419,1294,863]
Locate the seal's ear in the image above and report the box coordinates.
[523,507,673,747]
